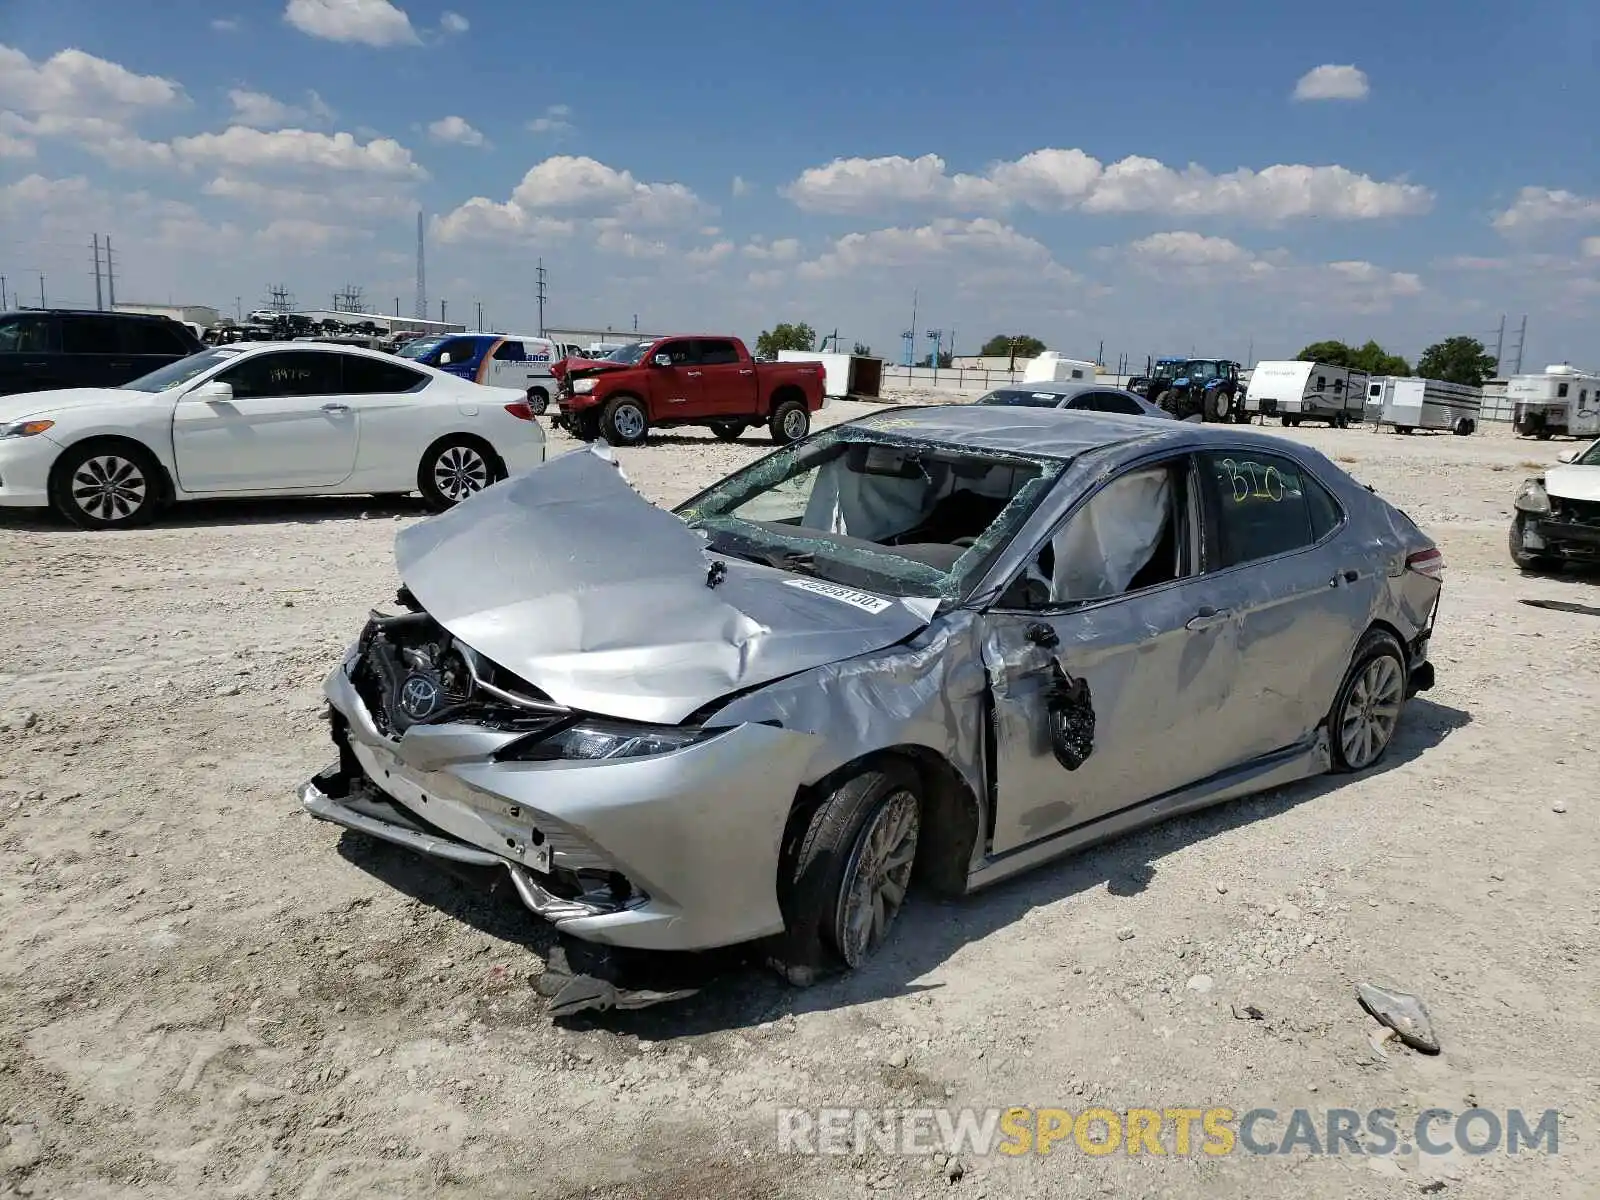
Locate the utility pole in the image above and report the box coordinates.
[91,235,103,310]
[1492,314,1506,374]
[105,238,115,307]
[439,299,447,323]
[536,259,547,336]
[1097,338,1104,366]
[1508,315,1528,376]
[475,300,484,331]
[1,276,7,311]
[235,296,242,322]
[38,274,45,308]
[633,313,638,333]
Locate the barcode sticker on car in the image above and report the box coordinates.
[783,578,894,614]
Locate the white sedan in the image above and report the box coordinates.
[0,342,545,529]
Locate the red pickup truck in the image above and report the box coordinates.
[550,335,825,446]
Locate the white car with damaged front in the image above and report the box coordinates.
[0,342,545,529]
[1509,438,1600,572]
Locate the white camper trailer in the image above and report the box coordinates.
[1368,376,1482,435]
[1244,360,1367,427]
[1022,351,1098,384]
[1509,364,1600,439]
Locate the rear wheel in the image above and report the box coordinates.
[1208,389,1233,422]
[769,399,810,445]
[418,437,503,511]
[1509,515,1560,573]
[1327,629,1407,773]
[1154,388,1174,415]
[526,386,550,416]
[600,396,649,446]
[710,420,747,442]
[775,761,922,980]
[48,440,164,530]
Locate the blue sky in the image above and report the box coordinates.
[1,0,1597,367]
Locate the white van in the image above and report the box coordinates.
[1369,377,1481,435]
[1244,360,1367,427]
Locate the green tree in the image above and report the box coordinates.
[851,341,872,356]
[1296,338,1411,376]
[1296,339,1358,368]
[979,333,1047,358]
[755,322,817,358]
[1416,336,1498,387]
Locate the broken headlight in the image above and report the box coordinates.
[501,719,726,762]
[1513,477,1550,514]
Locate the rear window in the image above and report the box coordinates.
[340,353,426,395]
[122,319,190,356]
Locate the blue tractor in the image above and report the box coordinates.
[1127,356,1184,400]
[1156,358,1245,423]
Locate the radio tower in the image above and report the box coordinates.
[414,211,427,320]
[267,284,292,313]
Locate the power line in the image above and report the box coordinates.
[536,259,547,337]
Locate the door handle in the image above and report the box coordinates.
[739,369,754,375]
[686,371,703,377]
[22,361,46,368]
[1185,606,1230,631]
[321,402,351,414]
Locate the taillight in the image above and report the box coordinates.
[1405,547,1444,579]
[504,401,534,421]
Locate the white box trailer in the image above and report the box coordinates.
[1509,364,1600,439]
[1369,376,1482,435]
[1022,351,1098,384]
[776,350,883,401]
[1244,360,1367,427]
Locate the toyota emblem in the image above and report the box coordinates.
[399,674,440,720]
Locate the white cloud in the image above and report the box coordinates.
[508,155,707,225]
[229,88,333,128]
[527,104,573,135]
[1493,186,1600,231]
[685,241,735,265]
[1292,64,1370,102]
[283,0,420,46]
[439,10,469,34]
[742,236,801,261]
[0,128,34,157]
[427,114,487,147]
[212,17,243,32]
[796,217,1075,283]
[0,111,174,167]
[596,229,668,258]
[1584,236,1600,259]
[1126,231,1256,267]
[259,217,372,248]
[784,148,1430,222]
[0,44,184,118]
[172,125,426,178]
[431,197,575,244]
[201,174,416,219]
[731,175,751,197]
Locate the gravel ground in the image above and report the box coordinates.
[1,396,1596,1199]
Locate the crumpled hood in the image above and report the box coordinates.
[551,356,628,384]
[392,448,935,724]
[1545,462,1600,503]
[0,387,136,421]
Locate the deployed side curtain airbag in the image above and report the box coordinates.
[1050,468,1172,601]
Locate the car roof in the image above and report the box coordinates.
[208,340,407,362]
[2,308,174,320]
[848,403,1317,463]
[984,381,1140,400]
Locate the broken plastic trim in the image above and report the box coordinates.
[1045,660,1095,770]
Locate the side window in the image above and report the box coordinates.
[697,339,739,365]
[0,315,56,353]
[1199,451,1328,568]
[60,316,122,354]
[493,340,525,361]
[339,354,426,395]
[122,320,188,356]
[1091,392,1145,416]
[1557,383,1569,398]
[437,337,480,366]
[1315,375,1326,392]
[1369,383,1382,398]
[1006,460,1189,608]
[217,351,342,399]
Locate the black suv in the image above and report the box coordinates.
[0,309,205,396]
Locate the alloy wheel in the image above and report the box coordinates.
[1339,655,1403,770]
[782,408,808,440]
[835,789,919,967]
[613,404,645,441]
[432,444,490,502]
[71,454,148,523]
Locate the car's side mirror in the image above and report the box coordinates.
[191,380,233,403]
[653,353,673,367]
[438,352,452,365]
[1556,448,1578,464]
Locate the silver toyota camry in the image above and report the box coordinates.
[301,405,1443,1006]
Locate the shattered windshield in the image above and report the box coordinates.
[676,424,1064,600]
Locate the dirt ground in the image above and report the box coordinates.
[2,396,1596,1200]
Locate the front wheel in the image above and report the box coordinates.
[775,761,922,979]
[418,437,503,511]
[1509,515,1560,573]
[1327,630,1407,773]
[769,399,810,445]
[710,420,748,442]
[49,441,163,530]
[526,387,550,416]
[1208,389,1233,422]
[600,396,649,446]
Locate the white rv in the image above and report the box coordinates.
[1509,364,1600,439]
[1022,351,1098,384]
[1243,360,1367,427]
[1368,377,1481,435]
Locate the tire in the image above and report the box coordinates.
[1280,415,1292,427]
[574,412,600,443]
[48,440,164,530]
[1208,390,1233,422]
[1327,629,1407,773]
[710,420,747,442]
[1509,515,1560,573]
[1154,389,1174,415]
[769,399,810,445]
[417,437,503,511]
[599,396,649,446]
[526,387,550,416]
[1535,429,1553,441]
[775,761,922,980]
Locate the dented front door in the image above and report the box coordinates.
[980,580,1246,856]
